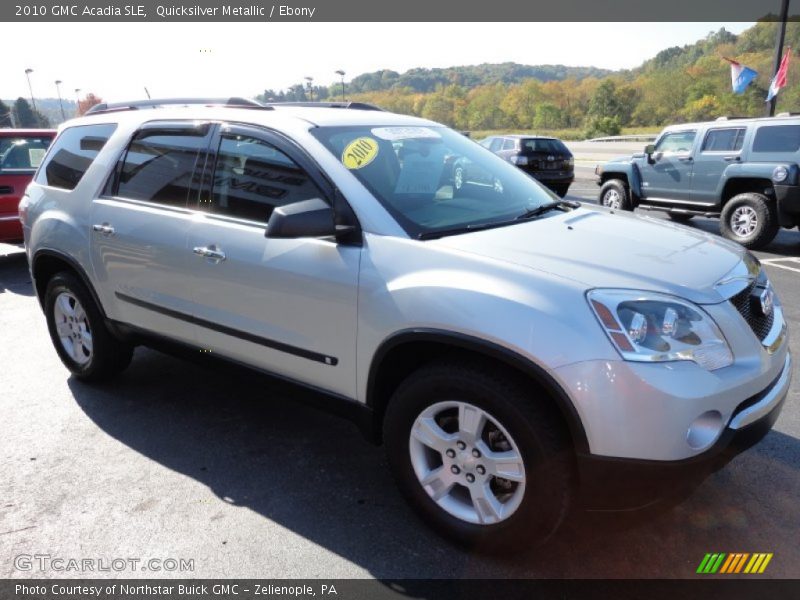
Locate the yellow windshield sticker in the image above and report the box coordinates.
[342,137,379,170]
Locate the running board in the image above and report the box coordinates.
[637,204,720,218]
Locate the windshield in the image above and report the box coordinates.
[0,136,52,172]
[310,125,557,238]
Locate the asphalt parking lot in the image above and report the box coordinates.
[1,181,799,579]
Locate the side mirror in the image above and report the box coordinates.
[265,198,336,239]
[644,144,656,155]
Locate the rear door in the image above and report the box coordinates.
[690,127,746,206]
[638,129,697,202]
[90,121,213,345]
[185,124,361,398]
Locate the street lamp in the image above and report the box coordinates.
[55,80,66,121]
[335,70,346,102]
[304,76,314,102]
[24,68,38,115]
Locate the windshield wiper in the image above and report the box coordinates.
[417,221,514,240]
[516,199,581,220]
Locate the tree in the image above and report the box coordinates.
[533,103,565,130]
[77,93,103,116]
[13,97,49,127]
[0,100,13,127]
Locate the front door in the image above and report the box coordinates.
[186,125,361,398]
[639,129,697,202]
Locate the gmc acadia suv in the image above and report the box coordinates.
[21,99,791,550]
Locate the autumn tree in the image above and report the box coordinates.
[77,93,103,116]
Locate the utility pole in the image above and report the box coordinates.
[767,0,790,117]
[335,70,346,102]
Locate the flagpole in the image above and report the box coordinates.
[768,0,790,117]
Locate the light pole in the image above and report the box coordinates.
[335,70,346,102]
[304,76,314,102]
[55,80,66,121]
[24,68,38,115]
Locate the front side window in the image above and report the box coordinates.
[35,124,116,190]
[702,128,746,152]
[207,133,323,223]
[655,131,697,154]
[310,125,557,238]
[502,138,516,151]
[752,125,800,153]
[116,130,207,207]
[0,136,52,172]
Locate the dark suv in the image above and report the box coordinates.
[477,135,574,197]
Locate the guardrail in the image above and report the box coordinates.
[586,134,657,143]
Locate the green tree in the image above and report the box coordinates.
[533,102,564,129]
[13,97,49,127]
[0,100,13,127]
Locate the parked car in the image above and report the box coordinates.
[596,114,800,249]
[0,129,56,243]
[22,100,790,550]
[472,134,574,197]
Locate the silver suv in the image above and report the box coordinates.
[21,99,791,550]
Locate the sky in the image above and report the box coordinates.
[3,22,755,102]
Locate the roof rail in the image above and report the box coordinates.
[776,112,800,117]
[715,115,749,121]
[85,97,269,115]
[263,101,385,111]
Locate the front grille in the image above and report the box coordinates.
[729,281,774,341]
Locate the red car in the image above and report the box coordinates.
[0,129,56,243]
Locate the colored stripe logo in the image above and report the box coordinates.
[697,553,773,574]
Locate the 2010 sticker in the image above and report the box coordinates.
[342,137,379,170]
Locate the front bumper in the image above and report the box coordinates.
[576,353,791,510]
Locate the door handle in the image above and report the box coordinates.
[193,245,226,262]
[677,156,693,163]
[723,155,741,162]
[92,223,115,236]
[0,186,13,195]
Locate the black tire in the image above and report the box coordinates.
[668,213,694,223]
[599,179,632,211]
[383,359,573,552]
[719,192,779,250]
[44,271,133,381]
[552,184,570,198]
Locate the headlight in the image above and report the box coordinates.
[587,290,733,371]
[511,156,529,166]
[773,165,789,183]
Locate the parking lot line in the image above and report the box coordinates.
[762,258,800,274]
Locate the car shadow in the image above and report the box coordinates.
[66,346,800,578]
[0,249,35,297]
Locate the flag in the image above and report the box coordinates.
[767,49,791,102]
[723,57,758,94]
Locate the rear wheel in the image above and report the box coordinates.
[44,271,133,381]
[383,359,573,551]
[719,192,779,249]
[599,179,632,211]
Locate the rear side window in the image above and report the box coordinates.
[0,136,53,172]
[35,124,116,190]
[116,130,207,207]
[752,125,800,153]
[702,128,746,152]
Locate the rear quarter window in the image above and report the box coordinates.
[35,123,117,190]
[752,125,800,153]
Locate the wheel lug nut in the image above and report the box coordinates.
[445,449,456,458]
[466,473,475,483]
[456,441,466,450]
[450,466,460,475]
[477,465,486,475]
[472,449,481,458]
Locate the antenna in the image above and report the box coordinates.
[144,87,151,99]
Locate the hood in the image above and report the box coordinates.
[432,206,745,305]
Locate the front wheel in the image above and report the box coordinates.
[719,192,779,249]
[44,271,134,381]
[383,360,573,551]
[599,179,632,211]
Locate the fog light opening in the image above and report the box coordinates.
[686,410,724,450]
